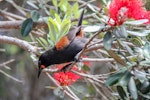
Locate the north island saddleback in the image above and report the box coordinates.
[38,10,87,78]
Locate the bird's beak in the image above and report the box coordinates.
[38,67,42,78]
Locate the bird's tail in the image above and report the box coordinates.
[77,9,85,27]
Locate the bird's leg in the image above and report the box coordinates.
[60,51,83,72]
[60,63,73,72]
[74,51,82,62]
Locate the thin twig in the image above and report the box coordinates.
[82,55,137,62]
[0,59,15,68]
[0,69,23,83]
[0,19,47,29]
[0,9,25,20]
[71,70,104,84]
[65,86,80,100]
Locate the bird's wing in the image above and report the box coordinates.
[55,10,85,50]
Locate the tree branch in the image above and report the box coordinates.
[0,19,47,29]
[0,35,38,55]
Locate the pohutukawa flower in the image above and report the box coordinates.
[53,58,91,86]
[108,0,150,26]
[53,64,81,86]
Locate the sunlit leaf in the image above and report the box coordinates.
[52,0,57,7]
[72,3,78,14]
[66,3,71,17]
[47,17,59,44]
[21,18,33,37]
[128,77,138,100]
[39,37,48,47]
[59,0,67,12]
[55,13,61,25]
[103,31,113,50]
[60,18,71,38]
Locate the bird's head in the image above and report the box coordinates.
[38,52,51,78]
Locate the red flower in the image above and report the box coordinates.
[53,64,81,86]
[53,57,91,86]
[108,0,150,26]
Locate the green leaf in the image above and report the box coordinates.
[66,3,71,17]
[128,77,138,100]
[30,10,40,21]
[125,19,149,25]
[105,70,125,86]
[58,0,67,12]
[131,37,143,46]
[55,13,61,25]
[72,3,78,14]
[47,17,59,44]
[21,18,33,37]
[108,50,126,66]
[113,26,128,38]
[134,69,147,82]
[143,43,150,59]
[103,31,113,50]
[37,37,48,49]
[127,30,150,37]
[118,39,134,56]
[58,0,66,7]
[119,70,131,86]
[117,85,127,100]
[52,0,57,7]
[59,18,71,38]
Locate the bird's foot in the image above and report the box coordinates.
[74,51,82,62]
[60,63,72,72]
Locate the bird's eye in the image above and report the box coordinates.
[41,65,46,69]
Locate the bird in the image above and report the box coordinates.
[38,10,87,78]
